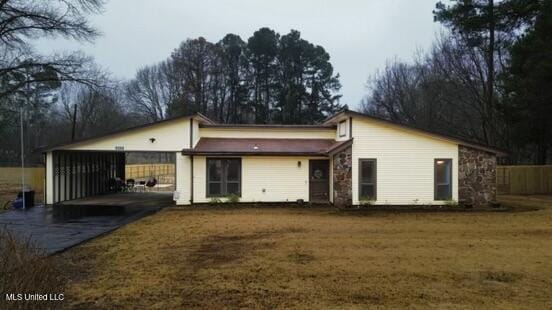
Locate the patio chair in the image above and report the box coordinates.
[126,179,135,192]
[135,180,146,193]
[145,178,157,191]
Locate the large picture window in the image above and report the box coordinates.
[434,159,452,200]
[207,158,241,197]
[359,159,377,200]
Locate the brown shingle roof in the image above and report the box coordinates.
[325,139,353,155]
[182,138,344,156]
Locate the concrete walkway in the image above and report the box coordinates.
[0,193,172,255]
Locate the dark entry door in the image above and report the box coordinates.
[309,160,329,202]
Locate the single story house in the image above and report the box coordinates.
[43,110,505,207]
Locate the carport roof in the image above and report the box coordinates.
[182,138,352,156]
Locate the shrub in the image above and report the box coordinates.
[444,199,458,207]
[0,229,66,309]
[359,196,375,207]
[226,194,240,204]
[208,197,223,204]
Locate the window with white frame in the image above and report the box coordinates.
[207,158,241,197]
[434,159,452,200]
[359,159,377,200]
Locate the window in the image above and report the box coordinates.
[338,120,347,137]
[359,159,376,200]
[207,158,241,197]
[434,159,452,200]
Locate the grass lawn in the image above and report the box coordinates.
[58,197,552,309]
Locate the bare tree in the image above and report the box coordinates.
[0,0,105,101]
[0,0,102,48]
[124,64,168,122]
[0,0,105,164]
[59,80,131,141]
[363,34,505,145]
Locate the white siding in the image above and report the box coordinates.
[62,118,191,152]
[242,157,310,202]
[192,156,326,203]
[174,153,191,205]
[351,118,459,205]
[200,127,335,139]
[192,119,200,147]
[193,156,208,202]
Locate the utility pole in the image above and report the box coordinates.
[71,103,77,141]
[20,106,25,209]
[20,64,32,210]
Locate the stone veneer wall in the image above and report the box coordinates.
[458,145,497,207]
[333,146,352,207]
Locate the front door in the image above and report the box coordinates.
[309,160,329,202]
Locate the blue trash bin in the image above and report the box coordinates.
[16,190,35,208]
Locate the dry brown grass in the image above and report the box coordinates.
[0,184,21,211]
[58,198,552,309]
[0,229,66,310]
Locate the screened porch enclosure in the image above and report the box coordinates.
[52,151,125,204]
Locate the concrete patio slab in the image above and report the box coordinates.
[0,192,173,255]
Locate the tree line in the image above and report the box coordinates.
[0,0,343,165]
[126,29,342,124]
[362,0,551,164]
[0,0,550,166]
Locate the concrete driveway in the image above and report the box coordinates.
[0,192,172,255]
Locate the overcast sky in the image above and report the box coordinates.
[37,0,443,109]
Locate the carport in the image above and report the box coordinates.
[49,150,176,205]
[51,150,125,204]
[42,114,213,205]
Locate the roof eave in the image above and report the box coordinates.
[181,150,328,157]
[199,124,336,129]
[325,138,354,156]
[321,110,348,125]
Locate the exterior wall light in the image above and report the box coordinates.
[150,138,156,143]
[297,161,301,168]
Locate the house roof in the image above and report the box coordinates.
[182,138,345,156]
[199,123,336,129]
[325,139,353,155]
[40,113,215,152]
[323,110,508,155]
[40,108,507,156]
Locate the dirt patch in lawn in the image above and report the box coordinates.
[187,233,273,270]
[56,198,552,309]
